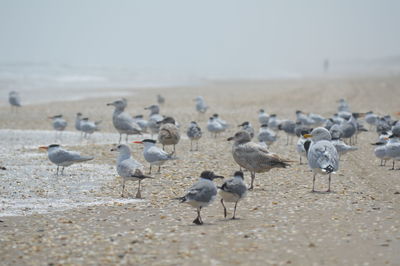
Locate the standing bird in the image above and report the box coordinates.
[80,118,102,139]
[278,120,296,145]
[133,139,175,174]
[207,116,225,137]
[9,91,21,111]
[107,99,142,143]
[267,114,281,130]
[257,124,277,146]
[213,113,229,129]
[111,144,153,198]
[157,94,165,105]
[145,105,164,137]
[39,144,94,175]
[303,127,339,192]
[227,131,291,190]
[194,96,208,114]
[157,116,180,153]
[75,113,83,138]
[187,121,202,151]
[218,171,247,220]
[175,171,223,225]
[365,111,378,129]
[296,129,312,165]
[49,115,68,140]
[385,134,400,170]
[238,121,255,139]
[258,109,269,125]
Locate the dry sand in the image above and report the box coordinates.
[0,75,400,265]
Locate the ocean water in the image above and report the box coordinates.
[0,63,205,105]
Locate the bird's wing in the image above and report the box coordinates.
[186,180,216,202]
[119,159,143,176]
[308,141,339,171]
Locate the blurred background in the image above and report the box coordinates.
[0,0,399,104]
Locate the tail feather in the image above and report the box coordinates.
[173,196,186,203]
[76,156,94,162]
[322,165,335,174]
[131,173,154,180]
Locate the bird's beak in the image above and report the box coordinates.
[106,103,113,106]
[132,141,143,144]
[212,174,224,179]
[39,146,48,151]
[303,134,312,138]
[110,148,117,151]
[227,137,234,141]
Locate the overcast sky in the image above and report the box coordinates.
[0,0,399,77]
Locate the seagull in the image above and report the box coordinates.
[267,114,281,130]
[372,139,390,166]
[218,171,247,220]
[331,139,357,157]
[186,121,202,151]
[75,113,83,138]
[296,129,312,165]
[107,99,142,143]
[207,116,225,137]
[157,116,180,153]
[257,124,277,146]
[365,111,378,129]
[111,144,153,198]
[157,94,165,105]
[303,127,339,192]
[296,110,315,126]
[80,117,102,139]
[145,105,164,137]
[338,98,350,112]
[133,115,149,133]
[213,113,229,129]
[133,139,174,174]
[175,171,223,225]
[194,96,208,114]
[9,91,21,111]
[238,121,255,139]
[385,134,400,170]
[278,119,296,145]
[227,130,291,190]
[49,115,68,140]
[258,109,269,125]
[39,144,94,175]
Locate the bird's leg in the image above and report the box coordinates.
[196,141,199,151]
[125,134,129,143]
[232,202,238,220]
[162,144,165,150]
[157,165,161,173]
[384,160,387,166]
[312,173,316,192]
[173,145,176,153]
[391,160,395,170]
[118,134,122,144]
[61,167,65,175]
[148,165,152,174]
[327,173,331,192]
[286,134,289,145]
[380,159,383,166]
[190,140,193,151]
[56,166,59,176]
[249,172,255,190]
[121,179,125,197]
[193,208,203,225]
[135,180,142,199]
[299,156,302,165]
[221,198,227,218]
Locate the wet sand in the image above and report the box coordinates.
[0,75,400,265]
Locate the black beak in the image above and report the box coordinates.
[212,174,224,179]
[227,137,234,141]
[106,103,113,106]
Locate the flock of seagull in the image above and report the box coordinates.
[7,91,400,225]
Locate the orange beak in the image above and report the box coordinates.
[132,141,143,144]
[39,146,48,151]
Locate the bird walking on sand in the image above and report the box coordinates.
[187,121,202,151]
[9,91,21,111]
[107,99,142,143]
[303,127,339,192]
[39,144,94,175]
[157,117,180,153]
[133,139,175,174]
[80,117,102,139]
[227,131,291,190]
[145,105,164,137]
[49,115,68,141]
[175,171,224,225]
[194,96,208,114]
[111,144,153,198]
[219,171,247,220]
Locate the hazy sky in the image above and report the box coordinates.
[0,0,399,77]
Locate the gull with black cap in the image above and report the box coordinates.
[133,139,175,174]
[39,144,94,175]
[175,171,224,225]
[219,171,247,220]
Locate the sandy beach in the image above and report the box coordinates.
[1,75,400,265]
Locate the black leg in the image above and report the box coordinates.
[312,173,316,192]
[118,134,122,144]
[221,198,227,218]
[56,165,59,175]
[327,173,331,192]
[135,180,142,198]
[249,172,255,190]
[232,202,238,219]
[121,179,125,197]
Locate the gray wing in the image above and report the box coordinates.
[54,119,67,130]
[144,146,171,162]
[186,180,217,203]
[9,95,21,106]
[49,148,92,165]
[116,112,142,131]
[308,141,339,171]
[221,178,247,197]
[117,158,143,177]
